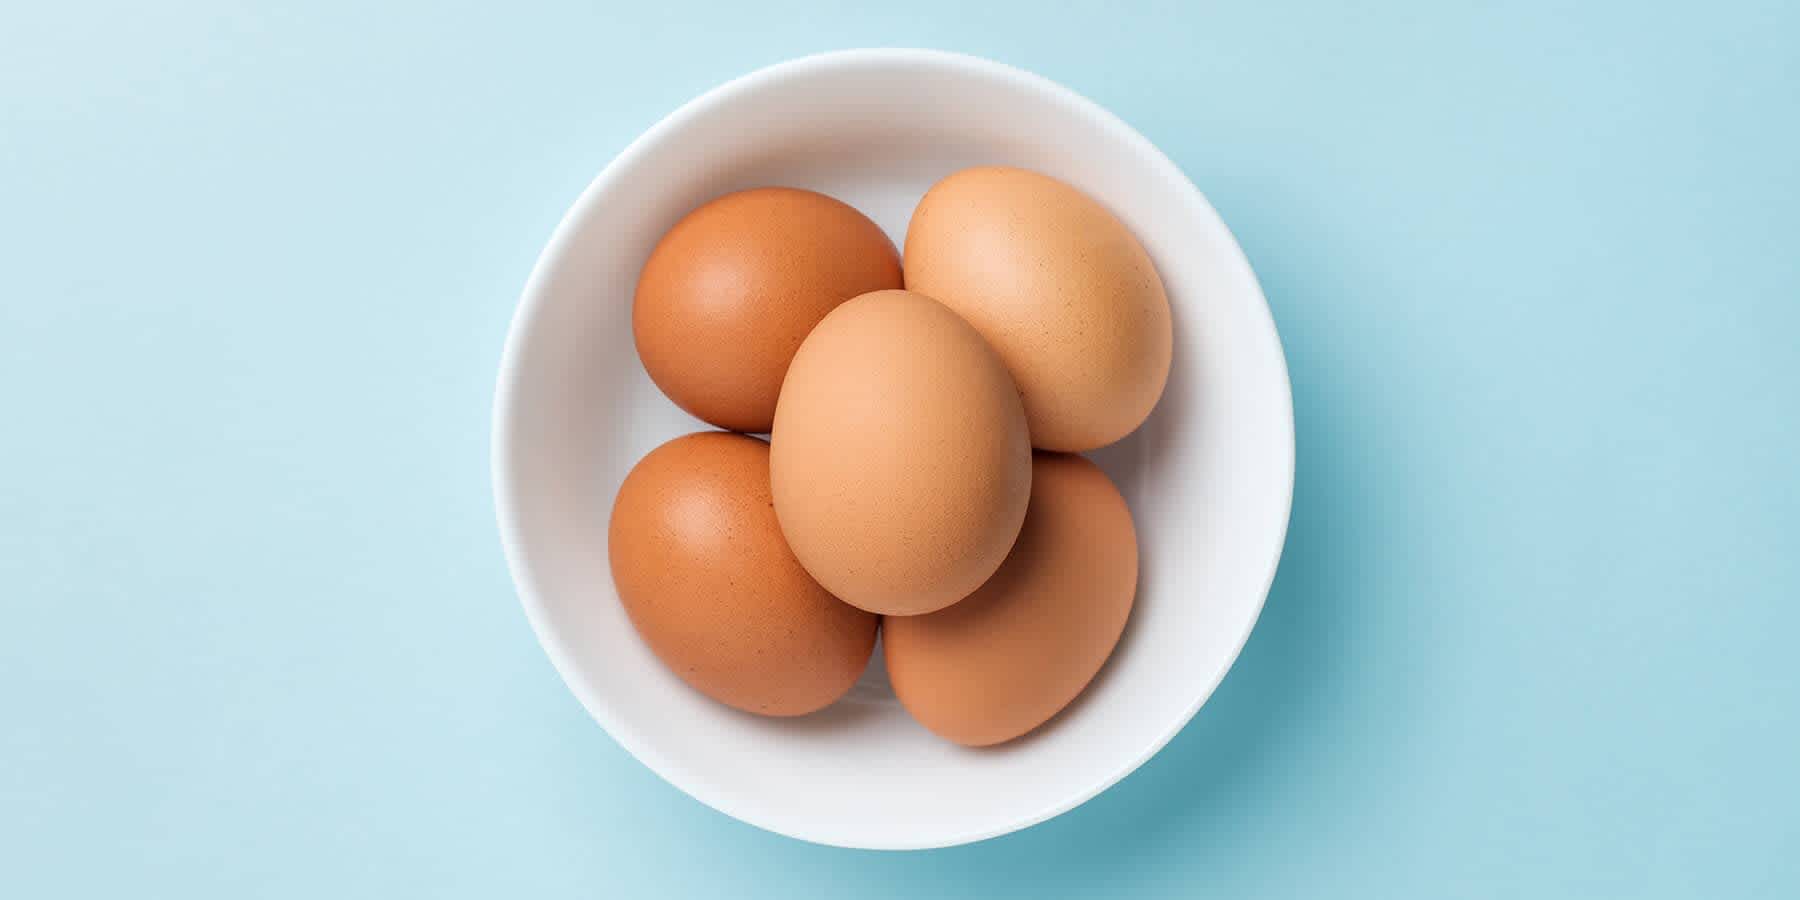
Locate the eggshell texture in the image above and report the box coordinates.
[884,452,1137,747]
[770,289,1032,617]
[634,188,903,433]
[903,166,1173,452]
[608,431,878,716]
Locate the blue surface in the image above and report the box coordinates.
[4,1,1797,896]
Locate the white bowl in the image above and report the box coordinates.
[493,49,1294,850]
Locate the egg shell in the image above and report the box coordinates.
[883,452,1137,747]
[608,431,878,716]
[770,289,1032,617]
[634,187,903,433]
[903,166,1173,452]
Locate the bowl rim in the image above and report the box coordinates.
[491,47,1296,850]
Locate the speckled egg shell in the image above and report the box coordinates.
[770,289,1032,616]
[634,188,902,433]
[608,431,879,716]
[884,452,1137,746]
[903,167,1173,452]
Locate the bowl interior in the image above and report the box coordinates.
[496,51,1293,849]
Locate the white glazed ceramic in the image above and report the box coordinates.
[493,49,1294,850]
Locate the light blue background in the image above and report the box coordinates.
[4,1,1797,896]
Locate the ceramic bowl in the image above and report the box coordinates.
[493,48,1294,849]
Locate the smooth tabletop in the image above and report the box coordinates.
[4,2,1797,896]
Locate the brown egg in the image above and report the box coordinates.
[633,187,902,433]
[903,166,1173,452]
[884,452,1137,746]
[770,289,1032,616]
[608,431,878,716]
